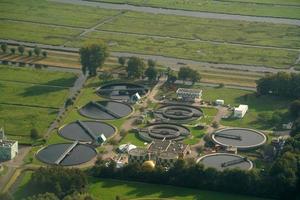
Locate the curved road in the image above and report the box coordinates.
[50,0,300,26]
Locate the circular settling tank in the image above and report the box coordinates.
[198,153,253,171]
[154,104,203,122]
[97,83,148,101]
[36,143,97,166]
[138,123,190,142]
[212,128,266,150]
[79,100,133,120]
[59,120,116,142]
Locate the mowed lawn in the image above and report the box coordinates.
[0,65,77,143]
[13,172,271,200]
[88,178,270,200]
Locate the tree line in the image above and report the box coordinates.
[0,43,47,57]
[79,42,201,84]
[256,72,300,99]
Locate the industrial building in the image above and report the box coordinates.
[128,140,190,168]
[234,104,248,118]
[176,88,202,102]
[0,128,18,161]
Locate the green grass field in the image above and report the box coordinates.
[98,11,300,49]
[0,65,77,144]
[13,172,271,200]
[75,31,298,68]
[1,0,299,69]
[92,0,300,19]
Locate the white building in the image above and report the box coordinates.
[176,88,202,102]
[234,104,248,118]
[215,99,224,106]
[130,92,141,104]
[0,139,18,161]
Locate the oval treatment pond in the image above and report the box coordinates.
[154,104,203,122]
[139,123,190,142]
[97,83,148,101]
[212,128,266,150]
[36,142,97,166]
[59,120,116,142]
[79,101,133,120]
[198,153,253,171]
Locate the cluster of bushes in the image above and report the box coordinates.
[0,43,47,57]
[256,72,300,98]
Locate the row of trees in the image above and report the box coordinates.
[90,151,299,199]
[79,42,201,85]
[0,43,47,57]
[28,167,88,198]
[256,72,300,98]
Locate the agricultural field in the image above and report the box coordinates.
[0,65,77,144]
[13,172,271,200]
[1,0,300,69]
[92,0,300,19]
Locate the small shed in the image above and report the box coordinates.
[215,99,224,106]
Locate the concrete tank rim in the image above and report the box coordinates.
[211,127,267,150]
[197,152,253,170]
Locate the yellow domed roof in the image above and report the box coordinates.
[142,160,155,170]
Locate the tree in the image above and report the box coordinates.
[290,100,300,119]
[28,50,33,57]
[79,42,109,76]
[190,70,201,85]
[126,57,145,78]
[10,48,16,54]
[1,43,8,53]
[30,167,88,198]
[178,67,200,84]
[42,51,48,58]
[30,128,39,140]
[18,45,25,55]
[118,57,126,66]
[145,66,158,82]
[147,59,156,67]
[34,46,41,56]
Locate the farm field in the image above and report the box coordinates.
[76,31,298,68]
[13,172,271,200]
[1,0,299,69]
[0,65,77,144]
[91,0,300,19]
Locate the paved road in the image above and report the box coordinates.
[50,0,300,26]
[1,39,298,74]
